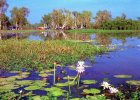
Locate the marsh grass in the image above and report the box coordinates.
[0,39,107,71]
[67,29,140,34]
[0,30,42,33]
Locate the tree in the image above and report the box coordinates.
[0,0,8,30]
[11,7,29,29]
[50,9,73,29]
[0,13,10,29]
[94,10,112,28]
[72,11,78,29]
[41,14,51,27]
[82,11,92,28]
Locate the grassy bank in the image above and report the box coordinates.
[0,30,42,33]
[0,39,107,71]
[66,29,140,34]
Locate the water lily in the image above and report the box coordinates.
[76,66,85,74]
[101,81,111,90]
[109,87,119,94]
[77,61,85,67]
[19,90,22,94]
[76,61,85,74]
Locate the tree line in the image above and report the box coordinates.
[0,0,140,30]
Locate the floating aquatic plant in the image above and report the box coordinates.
[83,88,101,95]
[114,75,132,78]
[0,76,16,82]
[126,80,140,86]
[86,95,106,100]
[63,76,75,80]
[38,73,48,77]
[44,87,65,97]
[70,98,80,100]
[82,80,97,84]
[32,80,48,87]
[24,85,42,91]
[0,84,19,90]
[15,80,33,86]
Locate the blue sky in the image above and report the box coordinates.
[6,0,140,24]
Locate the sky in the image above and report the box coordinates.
[6,0,140,24]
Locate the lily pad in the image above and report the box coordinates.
[15,80,33,86]
[44,87,64,97]
[24,85,41,90]
[55,83,67,87]
[32,96,41,100]
[0,84,19,90]
[83,88,101,95]
[38,73,48,77]
[82,80,97,84]
[126,80,140,85]
[44,87,62,92]
[0,76,16,82]
[63,76,75,80]
[114,75,132,78]
[32,80,48,87]
[55,81,74,87]
[70,98,80,100]
[86,95,106,100]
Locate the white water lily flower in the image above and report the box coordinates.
[76,66,85,73]
[101,81,111,90]
[77,61,85,67]
[76,61,85,73]
[19,90,22,94]
[109,87,119,94]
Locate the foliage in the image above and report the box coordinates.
[10,7,29,29]
[83,88,101,95]
[0,39,106,71]
[114,75,132,78]
[86,95,106,100]
[0,91,18,100]
[24,85,42,90]
[67,29,140,34]
[131,91,140,100]
[126,80,140,86]
[82,80,97,84]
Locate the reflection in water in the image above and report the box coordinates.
[0,33,2,40]
[95,34,111,46]
[1,31,140,47]
[0,33,24,40]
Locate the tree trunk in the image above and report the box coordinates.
[16,22,18,30]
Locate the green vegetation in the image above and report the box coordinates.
[114,75,132,79]
[67,29,140,34]
[0,30,42,33]
[0,39,106,71]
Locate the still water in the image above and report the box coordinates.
[0,31,140,98]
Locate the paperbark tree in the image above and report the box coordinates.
[0,0,8,30]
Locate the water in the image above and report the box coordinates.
[0,31,140,99]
